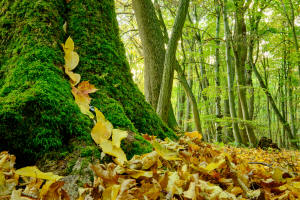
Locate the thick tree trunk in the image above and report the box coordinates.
[131,0,165,110]
[0,0,175,163]
[132,0,178,130]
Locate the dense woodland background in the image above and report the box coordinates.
[116,0,299,148]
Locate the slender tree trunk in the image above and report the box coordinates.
[175,61,203,133]
[262,57,272,139]
[184,64,193,132]
[195,33,212,139]
[252,62,298,148]
[214,0,222,142]
[157,0,190,122]
[220,0,242,144]
[232,0,257,146]
[224,99,233,142]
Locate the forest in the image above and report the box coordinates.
[0,0,299,199]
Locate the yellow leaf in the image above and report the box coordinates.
[112,129,128,148]
[102,185,120,200]
[71,82,98,118]
[167,172,183,195]
[71,86,93,118]
[91,108,113,144]
[141,151,159,170]
[63,36,74,53]
[63,21,67,33]
[15,166,63,181]
[292,182,300,189]
[65,51,79,71]
[77,81,98,94]
[185,131,202,140]
[183,182,196,199]
[99,139,127,165]
[40,180,55,197]
[152,141,181,161]
[40,181,69,200]
[65,69,81,86]
[272,167,284,182]
[204,159,225,172]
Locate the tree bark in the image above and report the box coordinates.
[232,0,257,146]
[220,0,242,144]
[0,0,176,163]
[132,0,178,130]
[214,0,222,142]
[157,0,190,122]
[132,0,165,110]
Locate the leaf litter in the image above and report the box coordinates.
[1,130,299,199]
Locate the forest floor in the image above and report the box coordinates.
[1,131,299,200]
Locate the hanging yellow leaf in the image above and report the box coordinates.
[63,36,74,53]
[78,81,98,95]
[71,81,98,118]
[112,129,128,148]
[91,108,113,144]
[71,86,93,118]
[185,131,202,140]
[15,166,63,181]
[65,51,79,71]
[152,141,181,161]
[66,69,81,86]
[99,139,127,166]
[63,21,67,33]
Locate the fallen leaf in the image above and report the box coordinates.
[183,182,197,199]
[100,139,127,166]
[112,129,128,148]
[141,151,159,170]
[152,141,181,161]
[185,131,202,140]
[15,166,63,181]
[91,108,113,144]
[102,184,120,200]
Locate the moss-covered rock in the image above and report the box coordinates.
[0,0,175,165]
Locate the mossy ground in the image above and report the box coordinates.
[0,0,175,165]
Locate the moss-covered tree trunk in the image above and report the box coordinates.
[0,0,175,164]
